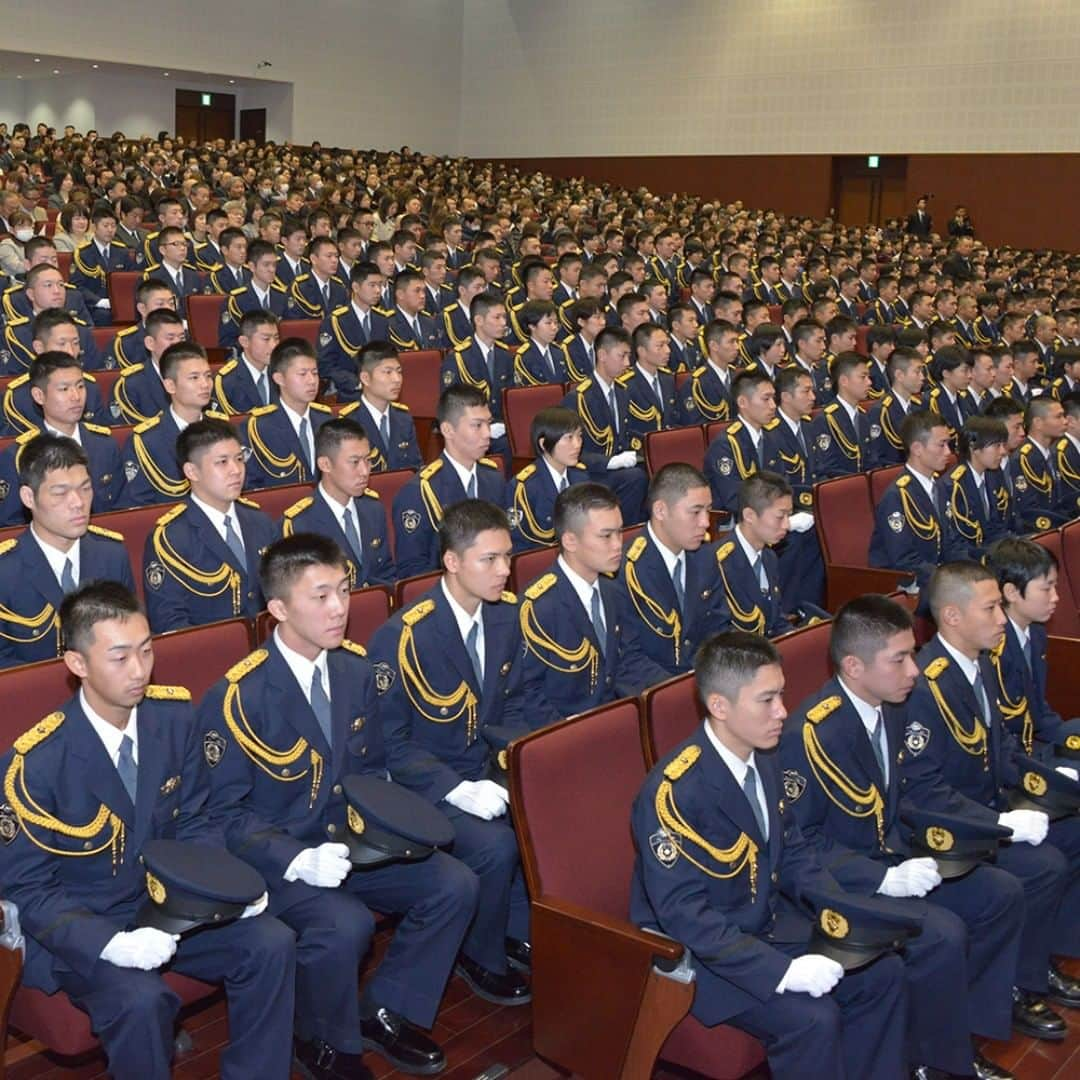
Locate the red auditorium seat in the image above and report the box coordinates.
[767,304,781,323]
[1037,526,1080,637]
[92,367,122,408]
[394,570,441,609]
[91,327,117,355]
[149,618,254,700]
[869,464,904,504]
[640,672,699,767]
[187,293,227,358]
[856,325,870,356]
[366,468,416,554]
[510,700,765,1079]
[398,348,444,455]
[644,424,706,475]
[674,370,691,392]
[814,474,914,609]
[704,419,730,446]
[109,423,134,450]
[503,383,565,463]
[774,620,834,712]
[277,318,319,345]
[510,543,559,593]
[241,481,313,521]
[107,271,141,325]
[91,503,182,603]
[254,585,392,647]
[55,251,72,281]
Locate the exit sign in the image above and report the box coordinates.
[867,155,880,168]
[201,93,212,106]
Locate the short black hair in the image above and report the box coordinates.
[437,383,488,426]
[647,463,709,514]
[438,498,510,558]
[269,336,317,379]
[32,308,77,342]
[519,299,558,335]
[60,581,143,655]
[17,433,88,493]
[28,350,82,395]
[829,594,914,668]
[358,340,399,374]
[695,630,781,706]
[531,406,582,457]
[985,537,1057,603]
[260,533,349,602]
[176,417,241,468]
[160,341,207,384]
[957,416,1008,459]
[553,481,619,542]
[900,409,948,454]
[238,308,279,339]
[738,470,792,519]
[315,416,369,461]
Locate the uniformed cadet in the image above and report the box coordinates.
[119,342,219,508]
[287,236,348,320]
[677,318,737,425]
[512,300,572,385]
[975,294,1003,347]
[218,240,288,354]
[213,309,280,416]
[666,303,702,373]
[2,311,110,435]
[631,631,909,1080]
[69,207,136,325]
[142,226,208,306]
[192,208,226,272]
[207,227,252,296]
[368,500,532,1005]
[810,352,875,478]
[2,236,93,327]
[947,417,1014,552]
[740,322,786,381]
[1011,397,1073,530]
[0,436,134,669]
[866,347,926,468]
[2,264,102,375]
[520,483,669,727]
[1049,347,1080,401]
[108,309,188,426]
[901,563,1080,1037]
[1055,390,1080,511]
[144,418,276,633]
[0,352,122,525]
[245,337,333,489]
[274,218,311,291]
[281,419,394,588]
[317,261,392,400]
[1003,343,1041,408]
[198,536,476,1077]
[140,194,186,267]
[870,412,974,605]
[386,269,446,352]
[562,297,607,383]
[0,581,296,1080]
[561,325,648,525]
[505,407,588,551]
[704,369,783,514]
[985,538,1080,759]
[505,261,556,346]
[420,247,454,319]
[440,290,514,465]
[393,385,506,579]
[106,278,178,374]
[864,325,898,403]
[622,322,680,435]
[442,266,486,351]
[984,396,1027,527]
[788,320,834,403]
[617,464,727,676]
[928,347,977,439]
[863,275,900,326]
[780,597,1023,1079]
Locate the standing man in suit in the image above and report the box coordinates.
[0,581,297,1080]
[631,631,909,1080]
[906,196,933,238]
[144,418,277,633]
[0,435,134,669]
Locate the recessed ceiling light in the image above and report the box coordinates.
[52,69,60,75]
[16,75,23,80]
[163,71,170,77]
[92,63,99,69]
[229,79,236,84]
[33,58,41,63]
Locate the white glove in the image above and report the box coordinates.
[489,422,506,440]
[788,512,815,534]
[96,297,111,308]
[606,450,638,470]
[999,809,1049,845]
[100,927,179,970]
[283,842,351,886]
[877,857,942,897]
[240,892,268,919]
[1056,765,1079,783]
[777,954,844,997]
[444,779,509,820]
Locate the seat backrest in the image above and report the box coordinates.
[641,672,701,768]
[398,349,444,420]
[187,294,227,349]
[151,619,253,702]
[511,699,644,916]
[241,481,312,521]
[91,327,117,355]
[814,473,872,564]
[503,384,565,458]
[278,319,319,345]
[869,464,904,504]
[855,325,870,356]
[55,251,72,281]
[254,586,391,647]
[92,368,122,410]
[394,570,441,609]
[109,424,134,450]
[366,468,416,554]
[92,503,180,603]
[774,621,834,712]
[510,543,559,593]
[644,425,706,476]
[0,658,77,749]
[1039,526,1080,636]
[107,271,141,324]
[704,419,730,446]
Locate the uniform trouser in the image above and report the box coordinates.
[59,914,296,1080]
[596,464,648,526]
[445,808,531,973]
[776,526,826,612]
[729,947,908,1080]
[277,850,478,1052]
[1045,814,1080,957]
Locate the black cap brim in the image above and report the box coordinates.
[134,898,245,935]
[808,930,896,972]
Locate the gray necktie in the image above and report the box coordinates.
[608,387,619,435]
[755,436,765,469]
[410,315,421,340]
[223,514,246,567]
[466,472,477,498]
[299,416,313,473]
[546,349,557,379]
[261,290,270,311]
[256,371,269,406]
[380,410,390,447]
[795,423,808,457]
[1022,636,1033,675]
[117,734,137,803]
[753,554,768,594]
[590,584,607,656]
[61,557,77,595]
[309,667,332,747]
[672,554,685,612]
[586,344,595,370]
[342,503,363,567]
[870,708,888,786]
[483,347,495,384]
[979,478,990,518]
[465,620,484,686]
[321,281,330,308]
[972,669,991,727]
[558,472,569,492]
[743,764,768,839]
[361,312,371,340]
[102,245,110,264]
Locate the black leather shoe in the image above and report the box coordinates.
[293,1036,374,1080]
[455,954,532,1006]
[1011,987,1067,1040]
[972,1050,1015,1080]
[360,1008,445,1076]
[505,936,531,973]
[1046,962,1080,1009]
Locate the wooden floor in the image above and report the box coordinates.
[5,953,1080,1079]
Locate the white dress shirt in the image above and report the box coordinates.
[81,688,138,767]
[274,626,330,706]
[441,578,484,678]
[443,451,478,496]
[30,524,80,589]
[838,677,889,786]
[190,492,242,549]
[703,720,769,840]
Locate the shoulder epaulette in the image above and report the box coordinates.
[309,402,332,414]
[15,429,39,446]
[478,456,499,469]
[727,420,743,434]
[626,535,647,561]
[716,541,734,561]
[155,503,187,527]
[218,359,237,376]
[271,282,286,293]
[516,463,537,481]
[284,497,313,519]
[6,372,29,388]
[896,474,910,488]
[615,370,635,385]
[501,590,517,604]
[249,404,277,417]
[294,273,310,283]
[205,410,229,422]
[494,340,514,353]
[87,524,123,542]
[83,422,111,436]
[361,487,380,500]
[763,418,780,430]
[226,649,268,683]
[144,684,191,702]
[824,402,840,413]
[337,402,359,417]
[229,286,246,297]
[1020,443,1033,455]
[515,342,530,355]
[692,365,707,377]
[663,744,701,781]
[924,656,949,680]
[389,400,410,411]
[419,458,443,480]
[331,304,350,317]
[373,306,394,318]
[806,695,842,724]
[573,461,587,470]
[13,711,65,755]
[134,416,161,434]
[576,378,593,392]
[525,572,557,600]
[341,639,367,657]
[951,464,967,481]
[402,598,435,626]
[232,498,259,512]
[0,537,17,558]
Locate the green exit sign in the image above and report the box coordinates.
[201,93,212,106]
[867,155,880,168]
